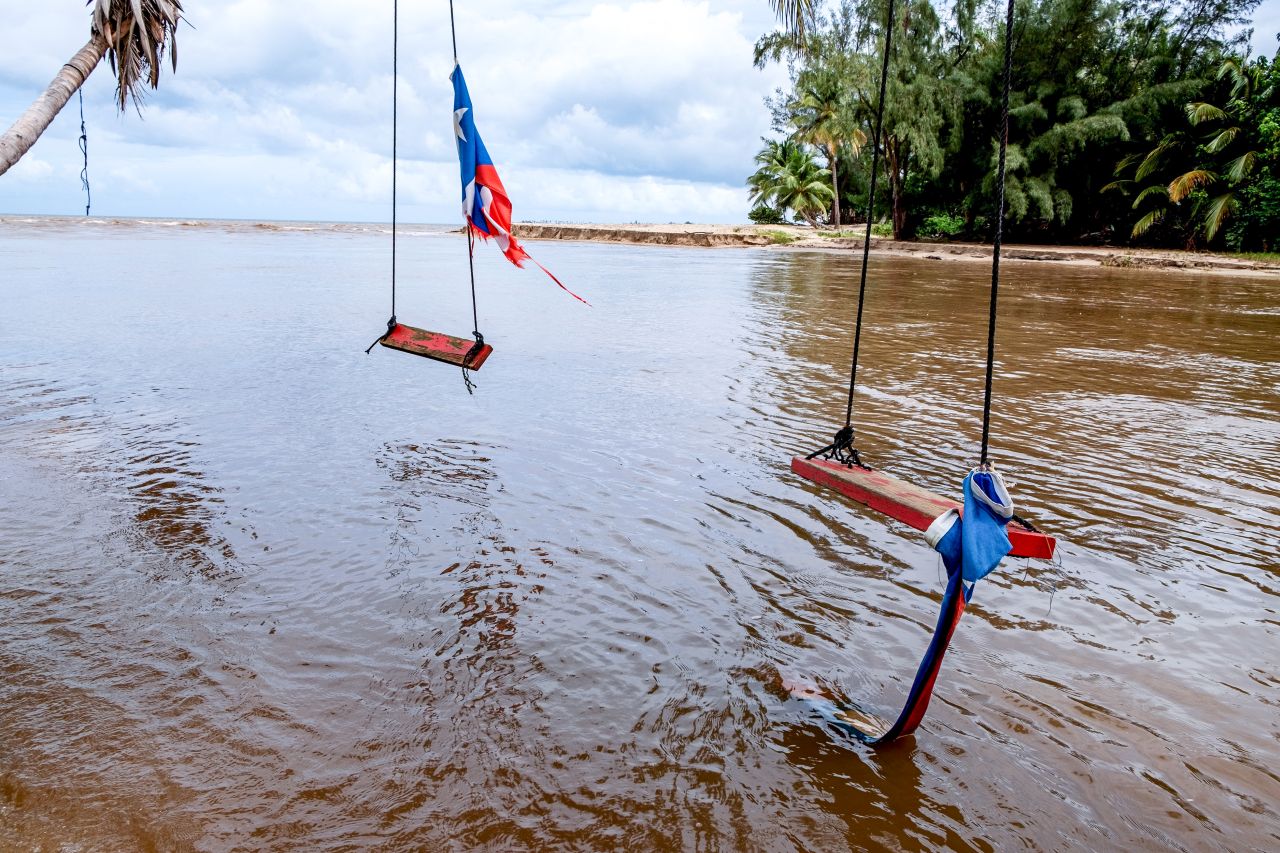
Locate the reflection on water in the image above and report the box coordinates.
[0,217,1277,850]
[0,369,243,581]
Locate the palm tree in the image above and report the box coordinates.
[791,76,865,227]
[748,138,836,227]
[0,1,184,178]
[1105,130,1194,240]
[1114,57,1276,244]
[1168,58,1273,241]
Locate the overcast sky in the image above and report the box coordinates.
[0,1,790,224]
[0,1,1276,224]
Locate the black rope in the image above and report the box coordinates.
[78,89,90,216]
[467,227,480,340]
[451,0,484,395]
[460,227,483,395]
[805,424,863,467]
[390,0,399,324]
[367,0,400,354]
[449,0,459,62]
[812,0,896,465]
[845,0,896,427]
[980,0,1016,465]
[461,330,483,395]
[1011,512,1040,534]
[364,315,397,354]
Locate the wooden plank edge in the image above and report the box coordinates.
[792,456,1057,561]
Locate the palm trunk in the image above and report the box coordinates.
[0,34,106,178]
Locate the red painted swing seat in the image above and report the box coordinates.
[792,456,1056,560]
[379,323,493,369]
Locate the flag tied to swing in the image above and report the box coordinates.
[451,64,587,304]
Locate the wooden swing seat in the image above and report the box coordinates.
[379,323,493,369]
[792,456,1056,560]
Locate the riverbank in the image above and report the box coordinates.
[516,222,1280,276]
[4,216,1273,276]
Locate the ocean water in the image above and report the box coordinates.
[1,216,1277,850]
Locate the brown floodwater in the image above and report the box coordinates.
[0,216,1277,851]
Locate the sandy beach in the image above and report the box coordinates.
[516,222,1280,276]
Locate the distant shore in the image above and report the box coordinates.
[3,215,1274,276]
[516,222,1280,277]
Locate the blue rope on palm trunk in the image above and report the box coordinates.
[78,89,90,216]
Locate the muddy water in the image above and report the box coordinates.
[0,217,1277,851]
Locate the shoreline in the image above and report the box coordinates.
[4,215,1275,276]
[515,222,1280,277]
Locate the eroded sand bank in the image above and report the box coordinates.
[514,222,1280,277]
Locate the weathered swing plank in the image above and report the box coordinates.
[379,323,492,369]
[791,456,1057,560]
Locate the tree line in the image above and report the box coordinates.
[751,0,1278,252]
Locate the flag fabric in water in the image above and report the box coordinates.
[926,469,1014,584]
[793,468,1016,745]
[451,64,587,304]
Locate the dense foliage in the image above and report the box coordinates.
[749,0,1279,250]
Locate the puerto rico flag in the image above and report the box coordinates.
[451,64,586,304]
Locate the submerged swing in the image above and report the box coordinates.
[791,0,1055,743]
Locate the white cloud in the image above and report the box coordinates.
[0,0,788,223]
[6,155,53,182]
[496,166,751,223]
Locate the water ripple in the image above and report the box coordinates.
[0,221,1276,849]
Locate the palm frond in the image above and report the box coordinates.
[1132,184,1169,209]
[1185,102,1225,126]
[1217,58,1248,98]
[769,0,814,40]
[1131,209,1164,238]
[92,0,185,109]
[1135,139,1175,181]
[1224,150,1258,183]
[1168,169,1216,203]
[1204,126,1240,154]
[1202,192,1236,241]
[1114,152,1144,177]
